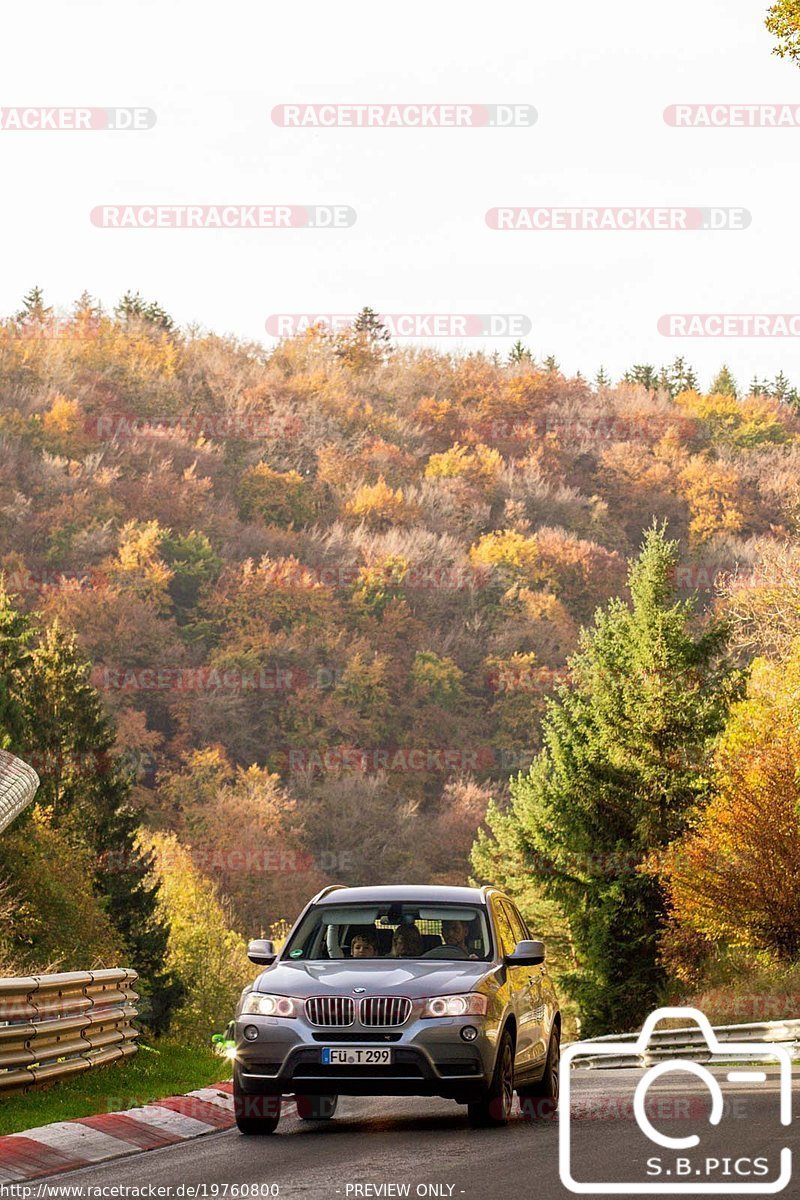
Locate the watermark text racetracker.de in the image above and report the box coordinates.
[486,207,751,231]
[271,102,536,127]
[0,106,155,130]
[265,314,532,338]
[90,206,356,229]
[659,314,800,337]
[664,104,800,127]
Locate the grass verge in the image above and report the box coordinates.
[0,1041,231,1137]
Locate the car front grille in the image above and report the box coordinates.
[305,996,355,1026]
[359,997,412,1027]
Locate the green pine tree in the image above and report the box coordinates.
[664,356,698,397]
[710,364,738,398]
[770,370,796,403]
[352,306,391,349]
[623,363,658,390]
[115,290,175,332]
[15,286,52,324]
[0,582,32,749]
[508,340,533,365]
[473,526,738,1034]
[20,623,177,1030]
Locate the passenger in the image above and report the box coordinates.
[391,924,423,957]
[350,928,379,958]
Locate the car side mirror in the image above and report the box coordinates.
[248,938,277,965]
[505,939,545,966]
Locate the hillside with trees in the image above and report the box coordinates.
[2,291,800,1037]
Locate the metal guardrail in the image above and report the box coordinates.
[572,1019,800,1068]
[0,748,39,835]
[0,968,140,1092]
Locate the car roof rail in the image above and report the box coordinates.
[311,883,347,903]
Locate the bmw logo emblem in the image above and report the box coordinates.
[353,987,366,994]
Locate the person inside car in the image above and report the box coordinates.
[350,928,379,958]
[391,923,423,957]
[423,918,478,959]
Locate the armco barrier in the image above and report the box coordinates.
[0,969,139,1092]
[571,1019,800,1068]
[0,749,39,835]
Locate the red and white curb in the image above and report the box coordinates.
[0,1083,236,1182]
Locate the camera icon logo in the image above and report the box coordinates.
[559,1006,793,1194]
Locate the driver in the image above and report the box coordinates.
[442,919,472,955]
[423,918,479,959]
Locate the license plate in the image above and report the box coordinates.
[321,1047,393,1065]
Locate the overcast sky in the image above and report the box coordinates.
[2,0,798,387]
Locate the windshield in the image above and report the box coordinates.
[283,902,494,962]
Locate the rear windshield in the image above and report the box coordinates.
[283,902,493,962]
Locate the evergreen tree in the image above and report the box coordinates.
[770,370,799,405]
[0,582,32,749]
[665,356,698,396]
[543,355,560,373]
[115,291,175,332]
[710,364,738,398]
[474,527,738,1033]
[352,306,391,350]
[594,366,611,389]
[335,307,392,370]
[19,624,177,1030]
[623,363,658,390]
[15,286,51,324]
[508,340,533,365]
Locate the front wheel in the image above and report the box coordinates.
[517,1025,560,1120]
[296,1094,339,1121]
[468,1030,515,1128]
[234,1068,282,1134]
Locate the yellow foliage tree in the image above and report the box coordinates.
[105,520,174,612]
[144,832,254,1045]
[42,395,88,456]
[344,476,416,529]
[661,649,800,959]
[678,455,746,546]
[425,442,504,489]
[468,529,545,590]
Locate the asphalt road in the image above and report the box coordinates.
[20,1069,797,1200]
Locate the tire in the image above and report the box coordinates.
[468,1030,515,1128]
[296,1094,339,1121]
[517,1024,560,1121]
[234,1068,282,1134]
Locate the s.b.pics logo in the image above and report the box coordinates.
[560,1008,793,1194]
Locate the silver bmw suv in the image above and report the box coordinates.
[231,884,560,1133]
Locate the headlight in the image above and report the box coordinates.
[420,993,488,1019]
[241,993,301,1018]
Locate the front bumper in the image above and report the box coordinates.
[234,1012,499,1099]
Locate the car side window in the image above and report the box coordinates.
[504,902,529,945]
[492,900,517,957]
